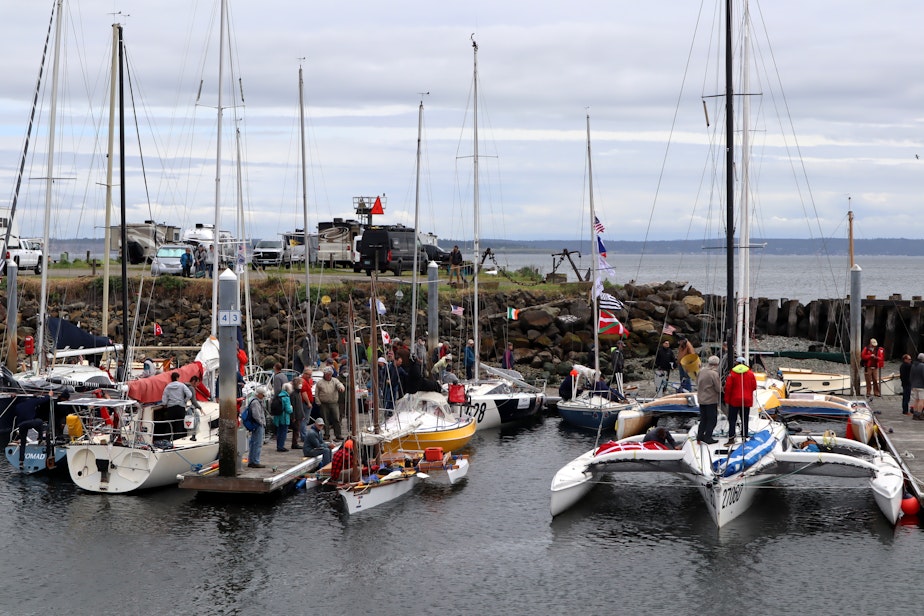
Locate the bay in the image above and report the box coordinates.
[2,413,922,615]
[490,252,923,303]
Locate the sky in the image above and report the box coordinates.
[0,0,921,248]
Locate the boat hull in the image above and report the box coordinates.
[557,395,626,431]
[454,386,543,430]
[381,417,476,453]
[339,473,420,513]
[5,443,67,474]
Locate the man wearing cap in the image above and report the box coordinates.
[329,438,357,483]
[246,387,269,468]
[464,339,476,380]
[302,417,332,467]
[316,367,345,440]
[696,356,721,443]
[861,338,885,398]
[723,356,757,445]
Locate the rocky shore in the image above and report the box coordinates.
[0,278,900,389]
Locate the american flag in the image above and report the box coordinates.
[594,216,605,234]
[663,323,677,335]
[450,304,464,316]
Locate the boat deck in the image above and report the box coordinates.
[870,395,924,503]
[177,447,319,494]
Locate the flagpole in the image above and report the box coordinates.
[586,113,601,381]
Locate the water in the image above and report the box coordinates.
[490,252,923,303]
[2,415,922,615]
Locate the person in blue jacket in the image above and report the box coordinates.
[464,339,476,380]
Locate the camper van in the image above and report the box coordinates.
[358,225,428,276]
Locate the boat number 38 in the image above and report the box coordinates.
[721,485,744,509]
[461,402,487,423]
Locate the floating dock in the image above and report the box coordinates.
[177,448,321,494]
[874,397,924,503]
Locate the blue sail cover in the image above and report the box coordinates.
[46,318,112,350]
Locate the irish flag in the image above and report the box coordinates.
[507,307,520,320]
[598,310,628,337]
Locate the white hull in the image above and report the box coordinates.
[339,473,420,514]
[779,368,900,396]
[418,456,470,485]
[454,381,543,430]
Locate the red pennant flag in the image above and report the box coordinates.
[370,196,384,215]
[154,323,163,336]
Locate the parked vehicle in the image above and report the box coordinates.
[2,235,43,274]
[252,239,286,269]
[422,243,451,265]
[358,225,428,276]
[317,218,362,267]
[150,244,187,276]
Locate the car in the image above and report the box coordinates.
[2,235,43,274]
[422,243,451,265]
[150,244,188,276]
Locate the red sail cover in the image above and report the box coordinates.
[127,362,204,404]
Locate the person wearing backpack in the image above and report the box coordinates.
[315,366,345,441]
[272,383,294,452]
[246,387,269,468]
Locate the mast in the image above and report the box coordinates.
[102,23,117,352]
[723,0,737,371]
[36,0,65,372]
[735,2,752,360]
[118,24,129,362]
[410,98,424,345]
[587,114,601,379]
[298,63,313,362]
[234,125,254,365]
[471,35,481,381]
[210,0,228,334]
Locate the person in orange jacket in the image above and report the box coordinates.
[723,356,757,445]
[861,338,885,398]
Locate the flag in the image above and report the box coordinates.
[663,323,677,335]
[450,304,464,316]
[507,307,520,320]
[368,298,387,314]
[594,216,605,234]
[598,310,628,337]
[598,292,624,312]
[381,329,391,346]
[596,236,607,258]
[153,323,163,336]
[370,195,385,215]
[598,254,616,279]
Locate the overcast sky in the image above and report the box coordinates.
[0,0,921,247]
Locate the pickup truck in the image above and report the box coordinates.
[251,239,287,270]
[2,235,43,274]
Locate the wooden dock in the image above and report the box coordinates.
[872,394,924,502]
[177,448,321,494]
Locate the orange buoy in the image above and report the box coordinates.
[901,495,921,516]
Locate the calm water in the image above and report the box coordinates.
[2,413,922,616]
[492,252,923,303]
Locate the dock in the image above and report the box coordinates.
[874,395,924,503]
[177,448,321,494]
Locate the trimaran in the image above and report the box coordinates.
[550,0,904,527]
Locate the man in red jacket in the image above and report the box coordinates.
[861,338,885,398]
[724,356,757,446]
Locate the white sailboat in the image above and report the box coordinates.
[551,1,904,527]
[450,37,545,430]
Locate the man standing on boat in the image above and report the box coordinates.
[861,338,885,398]
[161,371,192,440]
[696,356,721,444]
[724,357,757,445]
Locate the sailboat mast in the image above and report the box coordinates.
[210,0,228,335]
[36,0,65,372]
[724,0,737,368]
[234,125,254,365]
[102,23,117,352]
[586,114,601,379]
[410,99,423,344]
[735,2,752,360]
[471,36,481,381]
[118,24,130,358]
[298,64,313,346]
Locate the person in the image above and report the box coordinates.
[861,338,885,398]
[464,338,476,380]
[246,387,268,468]
[273,382,294,452]
[181,246,193,277]
[449,245,464,286]
[271,362,288,396]
[289,376,305,449]
[412,336,428,376]
[115,358,126,382]
[502,343,515,370]
[316,366,345,440]
[378,357,397,410]
[675,336,696,392]
[643,426,678,449]
[442,366,459,385]
[185,375,204,411]
[13,395,51,468]
[302,417,332,467]
[911,353,924,420]
[195,244,207,276]
[393,338,411,367]
[724,356,757,445]
[696,355,721,443]
[431,353,453,384]
[558,371,576,402]
[161,371,192,440]
[590,375,625,402]
[608,341,625,394]
[431,342,443,366]
[329,438,356,483]
[900,354,913,415]
[142,355,156,378]
[206,244,216,278]
[653,340,675,396]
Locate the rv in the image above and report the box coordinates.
[317,219,362,267]
[109,221,181,264]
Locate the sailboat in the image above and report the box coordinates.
[450,37,545,430]
[556,116,634,432]
[550,0,904,527]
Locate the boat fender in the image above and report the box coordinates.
[901,494,921,516]
[295,478,307,490]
